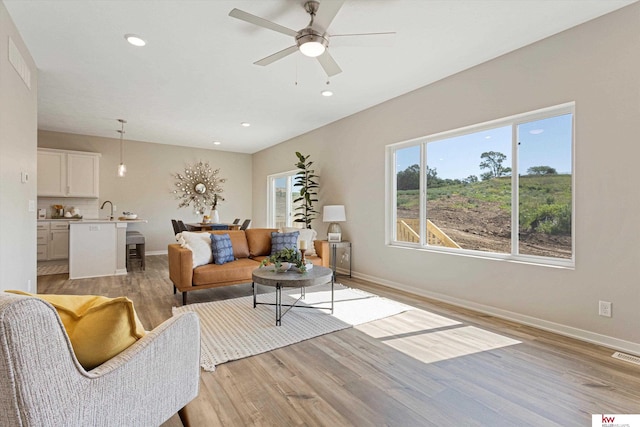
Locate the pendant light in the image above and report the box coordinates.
[117,119,127,177]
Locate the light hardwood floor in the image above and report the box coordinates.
[37,255,640,426]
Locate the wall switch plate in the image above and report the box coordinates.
[599,301,612,317]
[28,200,35,212]
[21,172,29,183]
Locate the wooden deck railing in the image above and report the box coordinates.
[397,218,460,248]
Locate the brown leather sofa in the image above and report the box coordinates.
[168,228,329,304]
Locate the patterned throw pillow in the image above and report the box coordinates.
[271,231,299,254]
[282,227,318,256]
[210,233,235,265]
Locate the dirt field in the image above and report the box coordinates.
[399,194,572,259]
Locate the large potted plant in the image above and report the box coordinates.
[293,152,319,229]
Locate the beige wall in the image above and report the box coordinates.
[38,131,253,253]
[0,2,37,292]
[253,4,640,353]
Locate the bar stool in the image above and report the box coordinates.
[126,231,145,271]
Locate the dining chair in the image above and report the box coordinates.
[177,220,193,232]
[171,219,181,235]
[239,219,251,230]
[232,218,241,225]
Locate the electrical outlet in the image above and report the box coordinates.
[599,301,612,317]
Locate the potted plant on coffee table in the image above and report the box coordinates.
[260,248,307,273]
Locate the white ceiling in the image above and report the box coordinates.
[4,0,635,154]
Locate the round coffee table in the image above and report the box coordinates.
[252,265,333,326]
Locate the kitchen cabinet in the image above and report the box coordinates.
[36,222,49,261]
[37,148,100,198]
[37,221,69,260]
[49,222,70,259]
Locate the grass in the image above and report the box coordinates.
[397,174,571,235]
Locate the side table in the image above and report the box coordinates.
[325,240,351,279]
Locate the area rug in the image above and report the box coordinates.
[172,283,412,371]
[37,260,69,276]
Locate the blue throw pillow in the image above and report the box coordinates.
[210,234,235,265]
[271,231,299,255]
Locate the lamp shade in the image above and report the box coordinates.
[323,205,346,222]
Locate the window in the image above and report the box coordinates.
[267,171,303,229]
[388,103,574,266]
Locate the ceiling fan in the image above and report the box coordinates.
[229,0,395,77]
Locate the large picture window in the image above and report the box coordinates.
[388,103,574,266]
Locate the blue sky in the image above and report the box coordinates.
[396,114,572,179]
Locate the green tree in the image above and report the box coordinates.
[397,164,420,190]
[426,166,442,187]
[463,175,478,184]
[479,151,511,180]
[527,165,558,175]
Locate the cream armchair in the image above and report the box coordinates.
[0,293,200,426]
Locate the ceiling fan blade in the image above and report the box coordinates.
[254,45,299,66]
[313,0,345,33]
[229,8,298,37]
[316,50,342,77]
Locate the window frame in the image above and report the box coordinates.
[267,170,298,229]
[386,103,575,268]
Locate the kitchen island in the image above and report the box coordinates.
[69,219,146,279]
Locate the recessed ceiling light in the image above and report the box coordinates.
[212,141,221,145]
[321,90,333,97]
[124,34,146,47]
[241,122,251,127]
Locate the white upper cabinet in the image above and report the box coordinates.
[37,150,66,196]
[37,148,101,198]
[67,153,99,197]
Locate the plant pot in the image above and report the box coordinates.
[276,262,291,272]
[295,263,313,273]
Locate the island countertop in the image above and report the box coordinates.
[39,218,147,223]
[68,219,146,279]
[69,219,148,224]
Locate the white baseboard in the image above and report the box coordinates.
[145,250,167,256]
[351,270,640,357]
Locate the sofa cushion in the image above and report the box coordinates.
[192,258,260,285]
[246,228,278,257]
[6,291,145,370]
[177,231,212,268]
[271,231,299,254]
[209,230,250,258]
[282,227,318,256]
[210,233,235,265]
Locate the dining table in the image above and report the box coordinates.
[186,223,241,231]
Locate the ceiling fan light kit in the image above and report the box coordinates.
[297,29,328,58]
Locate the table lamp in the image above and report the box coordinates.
[323,205,346,241]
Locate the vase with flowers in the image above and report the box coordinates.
[210,194,224,223]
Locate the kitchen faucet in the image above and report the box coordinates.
[100,200,114,220]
